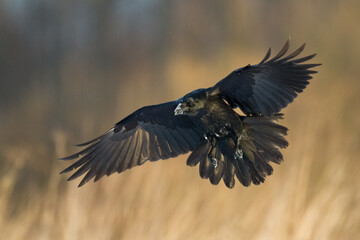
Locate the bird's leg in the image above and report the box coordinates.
[208,146,218,168]
[204,133,218,168]
[233,135,244,160]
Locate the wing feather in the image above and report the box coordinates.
[61,101,205,187]
[212,40,321,116]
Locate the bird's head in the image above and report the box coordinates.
[174,89,208,117]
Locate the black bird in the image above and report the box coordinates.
[61,40,320,188]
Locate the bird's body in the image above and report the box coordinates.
[61,40,320,188]
[180,89,242,137]
[201,96,241,137]
[181,90,246,169]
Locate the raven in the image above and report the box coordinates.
[61,40,320,188]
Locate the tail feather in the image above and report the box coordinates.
[186,139,209,167]
[186,114,288,188]
[233,158,251,187]
[199,155,213,179]
[209,162,223,185]
[239,114,288,185]
[253,151,274,176]
[246,156,266,185]
[209,146,225,185]
[223,159,235,188]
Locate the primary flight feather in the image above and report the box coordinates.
[61,39,320,188]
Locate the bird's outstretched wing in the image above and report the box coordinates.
[211,39,321,116]
[60,101,205,187]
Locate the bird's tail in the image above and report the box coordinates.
[186,114,288,188]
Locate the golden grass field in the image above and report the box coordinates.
[1,1,360,239]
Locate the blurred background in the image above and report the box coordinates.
[1,0,359,239]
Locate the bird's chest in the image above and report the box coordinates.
[201,107,242,139]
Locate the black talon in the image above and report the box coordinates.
[209,156,218,168]
[234,148,243,160]
[205,133,218,168]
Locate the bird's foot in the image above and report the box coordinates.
[204,134,209,141]
[209,156,218,168]
[234,148,243,160]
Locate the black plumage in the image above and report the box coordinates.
[61,39,320,188]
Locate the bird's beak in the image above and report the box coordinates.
[174,102,185,115]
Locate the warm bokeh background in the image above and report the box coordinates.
[1,1,359,239]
